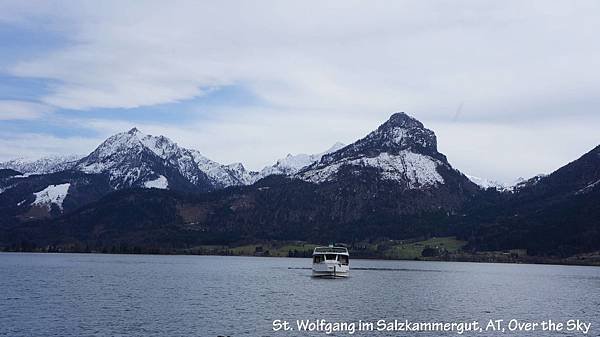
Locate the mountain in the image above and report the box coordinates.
[466,174,553,192]
[0,170,112,220]
[0,130,352,218]
[0,112,480,250]
[258,142,345,177]
[1,112,598,261]
[74,128,253,191]
[0,129,258,194]
[0,155,82,175]
[0,169,21,180]
[461,145,600,256]
[466,175,507,190]
[0,128,260,221]
[296,112,474,191]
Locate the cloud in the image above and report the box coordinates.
[0,131,101,160]
[5,1,600,116]
[431,115,600,183]
[0,100,53,120]
[62,106,372,170]
[1,1,600,180]
[68,108,599,182]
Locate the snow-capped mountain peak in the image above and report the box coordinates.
[76,129,176,188]
[0,113,476,194]
[1,128,259,192]
[466,175,507,190]
[190,149,256,187]
[296,112,457,189]
[466,174,551,192]
[316,112,445,168]
[505,174,547,192]
[84,128,182,163]
[76,128,253,190]
[258,142,346,178]
[0,154,83,175]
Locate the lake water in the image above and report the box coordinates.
[0,253,598,336]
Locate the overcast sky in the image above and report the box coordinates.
[0,1,599,183]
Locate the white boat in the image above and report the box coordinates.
[312,245,349,278]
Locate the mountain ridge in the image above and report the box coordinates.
[1,112,598,260]
[0,154,83,175]
[0,112,480,249]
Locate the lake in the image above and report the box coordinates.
[0,253,598,336]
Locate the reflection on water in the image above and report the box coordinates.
[1,253,599,336]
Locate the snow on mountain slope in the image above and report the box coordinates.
[466,175,507,190]
[299,151,444,187]
[224,162,260,185]
[576,178,600,195]
[76,128,169,188]
[466,174,553,192]
[259,142,345,178]
[0,155,82,175]
[296,112,456,189]
[76,128,252,190]
[190,150,255,187]
[0,114,476,193]
[144,175,169,189]
[31,183,71,210]
[319,112,442,165]
[0,185,12,194]
[505,174,547,192]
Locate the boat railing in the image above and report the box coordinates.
[313,247,348,254]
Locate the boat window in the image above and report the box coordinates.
[313,255,324,263]
[339,255,349,265]
[325,254,337,261]
[315,247,347,253]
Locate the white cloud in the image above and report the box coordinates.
[431,116,600,183]
[0,131,101,161]
[64,108,372,170]
[84,111,600,183]
[0,100,52,120]
[6,1,600,115]
[1,1,600,180]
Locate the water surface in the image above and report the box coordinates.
[1,253,598,336]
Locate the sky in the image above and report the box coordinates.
[0,1,599,183]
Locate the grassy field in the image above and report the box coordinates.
[191,242,319,257]
[380,236,467,260]
[189,236,467,260]
[230,242,319,257]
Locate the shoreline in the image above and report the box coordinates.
[2,250,599,267]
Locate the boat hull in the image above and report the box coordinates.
[312,262,349,278]
[312,270,349,278]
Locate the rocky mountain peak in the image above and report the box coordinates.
[0,154,83,175]
[318,112,442,166]
[385,112,423,128]
[372,112,438,154]
[75,128,252,190]
[295,112,459,188]
[257,142,346,178]
[127,127,140,135]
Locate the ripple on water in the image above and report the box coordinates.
[0,253,598,336]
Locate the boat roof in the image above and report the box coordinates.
[313,246,349,254]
